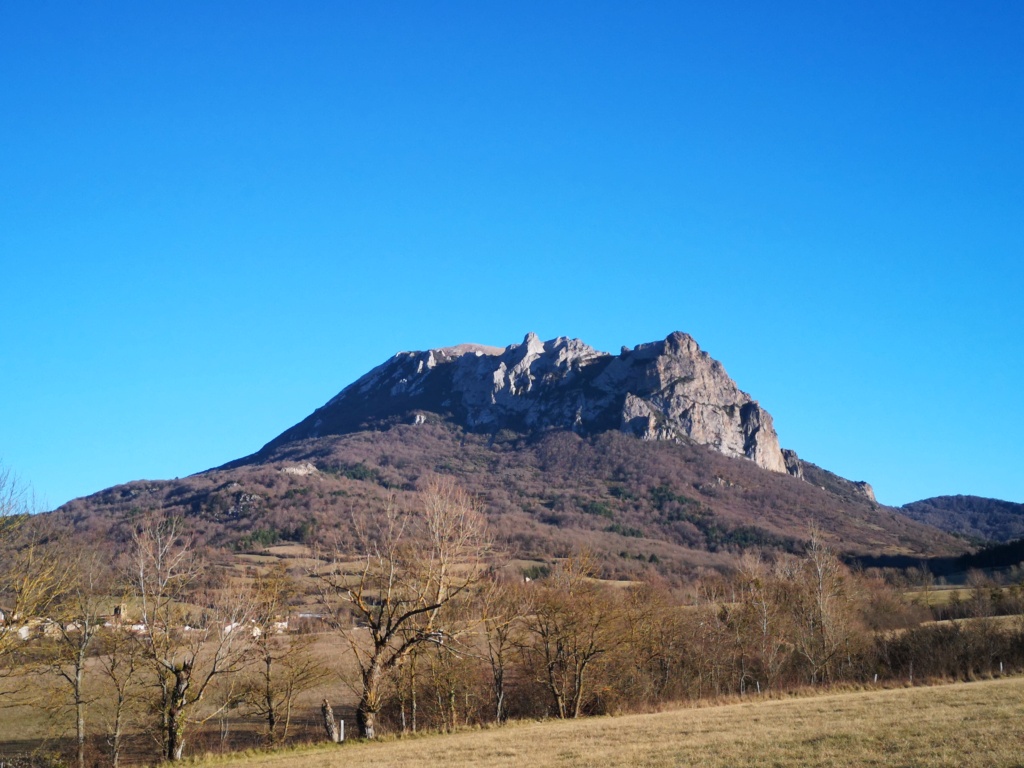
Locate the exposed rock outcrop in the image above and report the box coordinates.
[256,331,794,474]
[782,449,804,480]
[853,481,876,503]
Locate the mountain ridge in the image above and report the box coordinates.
[900,495,1024,544]
[234,331,797,478]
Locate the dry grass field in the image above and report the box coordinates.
[190,677,1024,768]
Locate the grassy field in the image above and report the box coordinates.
[190,677,1024,768]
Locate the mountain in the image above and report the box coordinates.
[56,332,967,576]
[900,495,1024,544]
[237,332,796,476]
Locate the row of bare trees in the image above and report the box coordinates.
[0,473,490,762]
[1,469,330,765]
[314,477,492,739]
[360,560,1024,737]
[4,464,1024,763]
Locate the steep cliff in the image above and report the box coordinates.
[250,331,790,474]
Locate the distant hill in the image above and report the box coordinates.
[55,332,969,577]
[900,495,1024,544]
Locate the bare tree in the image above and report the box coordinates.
[46,552,110,768]
[95,613,145,768]
[0,465,68,704]
[0,462,31,520]
[787,532,862,685]
[243,564,326,744]
[316,478,490,739]
[962,569,1003,676]
[524,552,620,719]
[129,514,253,761]
[477,575,529,723]
[616,582,689,705]
[423,593,485,732]
[394,642,423,733]
[734,552,791,692]
[691,573,737,697]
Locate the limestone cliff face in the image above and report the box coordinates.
[261,332,791,474]
[608,333,787,473]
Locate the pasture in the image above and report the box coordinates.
[189,676,1024,768]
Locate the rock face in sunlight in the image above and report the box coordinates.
[250,331,791,474]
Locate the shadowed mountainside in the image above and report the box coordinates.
[900,495,1024,544]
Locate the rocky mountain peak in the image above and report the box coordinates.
[255,332,795,475]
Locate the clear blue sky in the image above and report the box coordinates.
[2,2,1021,510]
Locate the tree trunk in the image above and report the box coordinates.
[265,658,278,743]
[166,670,189,761]
[571,662,586,719]
[356,703,376,740]
[321,699,339,742]
[411,653,418,733]
[167,704,185,761]
[357,662,383,738]
[494,668,505,724]
[448,686,457,732]
[109,682,128,768]
[75,666,85,768]
[110,714,123,768]
[76,700,85,768]
[268,706,278,744]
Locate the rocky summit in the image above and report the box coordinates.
[251,331,792,475]
[61,329,965,572]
